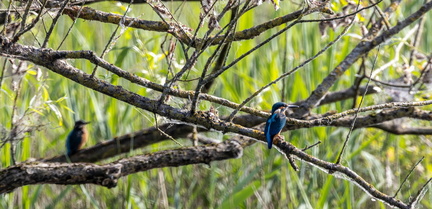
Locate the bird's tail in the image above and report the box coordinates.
[267,136,273,149]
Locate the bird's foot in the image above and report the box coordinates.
[272,134,285,146]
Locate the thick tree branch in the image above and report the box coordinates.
[41,107,432,164]
[0,162,122,194]
[2,35,432,136]
[287,108,432,131]
[373,124,432,135]
[10,0,201,9]
[3,124,421,208]
[2,35,432,148]
[61,6,307,47]
[66,0,200,6]
[40,114,262,163]
[43,124,194,163]
[295,85,381,106]
[1,0,431,208]
[62,7,193,44]
[0,139,243,194]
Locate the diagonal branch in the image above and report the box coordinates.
[273,139,410,209]
[298,1,432,116]
[2,36,432,135]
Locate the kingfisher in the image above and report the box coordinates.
[66,120,90,156]
[264,102,298,149]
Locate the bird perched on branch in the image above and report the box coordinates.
[264,102,298,149]
[66,120,90,156]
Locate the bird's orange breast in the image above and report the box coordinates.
[78,128,88,150]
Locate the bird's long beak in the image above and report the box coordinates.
[281,104,299,113]
[83,121,90,124]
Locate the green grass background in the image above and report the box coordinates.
[1,0,432,208]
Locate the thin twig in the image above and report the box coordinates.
[299,0,383,23]
[1,0,14,35]
[335,30,379,162]
[19,0,35,33]
[281,29,289,102]
[42,0,71,48]
[411,57,432,89]
[393,156,424,198]
[226,5,356,122]
[351,57,367,109]
[57,5,85,50]
[335,45,379,164]
[0,58,7,88]
[189,7,239,113]
[371,0,391,30]
[300,1,430,117]
[153,113,183,146]
[13,0,48,42]
[9,62,26,165]
[90,0,134,77]
[302,141,321,151]
[408,6,426,66]
[408,177,432,208]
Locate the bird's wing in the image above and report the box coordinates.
[66,132,73,155]
[265,113,278,148]
[269,115,286,135]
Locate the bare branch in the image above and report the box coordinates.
[408,177,432,208]
[62,6,182,40]
[335,43,378,165]
[294,85,381,106]
[394,156,424,198]
[274,140,410,209]
[302,141,321,151]
[60,5,313,47]
[42,0,70,48]
[1,1,432,207]
[372,124,432,135]
[0,139,243,194]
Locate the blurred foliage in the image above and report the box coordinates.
[1,0,432,208]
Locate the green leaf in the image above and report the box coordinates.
[46,102,63,126]
[218,180,262,209]
[114,47,131,67]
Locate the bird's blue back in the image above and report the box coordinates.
[66,128,84,156]
[264,109,287,149]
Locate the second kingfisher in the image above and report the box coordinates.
[264,102,298,149]
[66,120,90,156]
